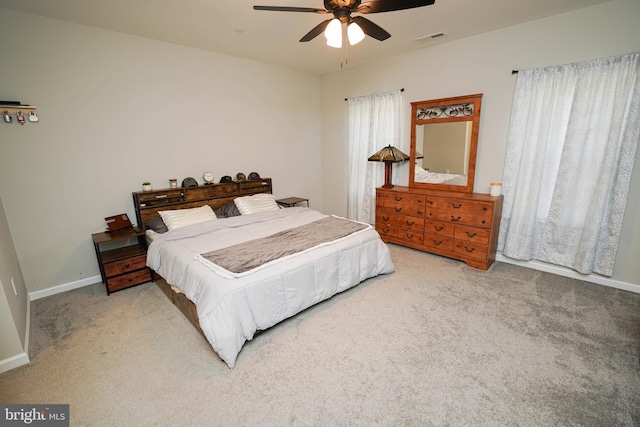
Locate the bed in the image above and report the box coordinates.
[133,179,395,368]
[414,164,468,186]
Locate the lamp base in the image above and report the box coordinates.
[382,162,394,188]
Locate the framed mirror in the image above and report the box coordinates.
[409,93,482,193]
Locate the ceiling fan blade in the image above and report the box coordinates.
[300,19,333,42]
[352,16,391,41]
[253,6,328,13]
[356,0,435,14]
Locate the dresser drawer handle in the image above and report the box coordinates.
[483,207,488,211]
[406,233,414,238]
[464,246,476,253]
[434,225,444,231]
[452,203,463,208]
[466,232,477,238]
[155,195,168,199]
[395,196,403,201]
[406,220,415,226]
[382,228,391,233]
[383,216,390,221]
[432,240,443,246]
[428,200,434,205]
[124,263,130,268]
[482,220,487,224]
[128,277,133,282]
[395,207,403,213]
[450,216,461,222]
[417,210,423,215]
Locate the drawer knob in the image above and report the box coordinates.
[417,210,423,215]
[450,216,461,222]
[452,203,463,208]
[482,220,487,224]
[128,278,133,282]
[434,225,444,231]
[483,207,488,211]
[406,233,414,238]
[395,207,403,212]
[383,216,390,221]
[433,240,443,246]
[406,220,415,226]
[125,263,130,268]
[464,246,476,253]
[395,196,403,201]
[466,232,477,238]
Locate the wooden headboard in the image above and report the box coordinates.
[132,178,272,228]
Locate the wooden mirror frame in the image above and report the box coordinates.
[409,93,483,193]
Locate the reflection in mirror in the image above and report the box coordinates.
[409,94,483,193]
[414,121,472,186]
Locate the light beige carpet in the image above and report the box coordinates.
[1,244,639,426]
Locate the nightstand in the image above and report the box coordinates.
[92,227,152,295]
[276,197,309,208]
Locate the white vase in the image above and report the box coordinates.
[142,184,152,192]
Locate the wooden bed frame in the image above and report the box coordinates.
[132,178,273,337]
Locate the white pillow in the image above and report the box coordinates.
[159,205,217,231]
[234,193,280,215]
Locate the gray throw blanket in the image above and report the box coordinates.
[200,216,369,275]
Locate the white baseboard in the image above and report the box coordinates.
[29,275,101,301]
[0,352,30,374]
[496,253,640,294]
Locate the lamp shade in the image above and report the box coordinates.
[368,145,409,188]
[325,19,342,48]
[368,145,410,163]
[347,22,365,45]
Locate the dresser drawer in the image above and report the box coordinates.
[395,214,424,231]
[377,192,425,217]
[423,233,454,251]
[453,240,489,261]
[424,219,455,237]
[106,269,152,292]
[103,254,148,277]
[396,229,424,245]
[454,225,490,244]
[375,225,397,239]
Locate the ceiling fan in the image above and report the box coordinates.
[253,0,436,47]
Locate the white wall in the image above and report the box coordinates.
[0,10,323,293]
[320,0,640,286]
[0,197,30,373]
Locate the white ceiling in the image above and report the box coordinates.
[0,0,610,75]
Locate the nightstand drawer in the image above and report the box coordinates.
[103,254,147,277]
[106,269,152,292]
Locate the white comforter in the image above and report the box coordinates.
[147,207,394,368]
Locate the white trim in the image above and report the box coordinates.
[0,352,29,374]
[29,275,101,301]
[24,296,31,358]
[496,254,640,294]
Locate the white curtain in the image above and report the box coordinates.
[499,52,640,276]
[347,89,403,224]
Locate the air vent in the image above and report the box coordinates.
[414,32,447,42]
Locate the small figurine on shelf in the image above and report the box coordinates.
[142,182,152,192]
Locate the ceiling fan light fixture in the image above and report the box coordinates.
[324,18,342,48]
[347,22,365,45]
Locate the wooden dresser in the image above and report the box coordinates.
[375,186,503,270]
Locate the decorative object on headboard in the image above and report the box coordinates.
[368,145,410,189]
[182,177,198,188]
[248,172,261,181]
[220,175,233,183]
[236,172,246,182]
[203,172,214,185]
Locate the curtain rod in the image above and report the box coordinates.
[345,88,404,101]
